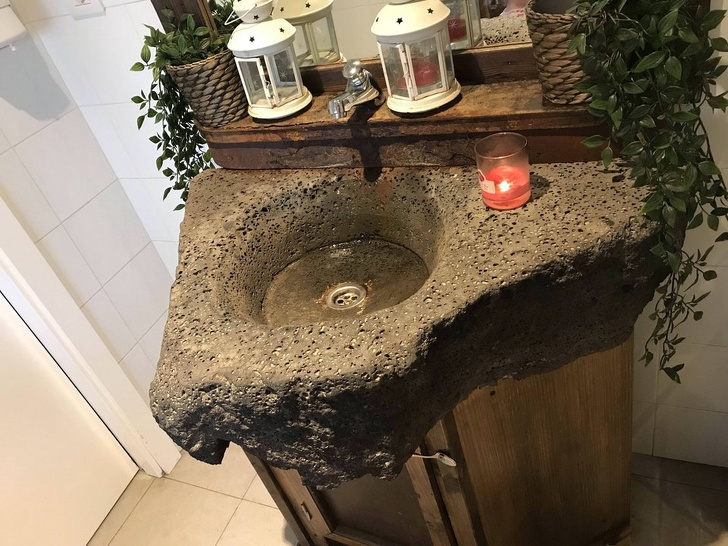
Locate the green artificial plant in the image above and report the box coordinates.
[131,0,233,209]
[569,0,728,382]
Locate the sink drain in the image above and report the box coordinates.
[325,283,367,310]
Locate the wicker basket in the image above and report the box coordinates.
[525,0,590,105]
[167,49,247,128]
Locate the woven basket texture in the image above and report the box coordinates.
[167,49,247,128]
[526,0,590,105]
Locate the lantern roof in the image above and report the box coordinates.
[272,0,333,24]
[371,0,449,43]
[228,18,296,56]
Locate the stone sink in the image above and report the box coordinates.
[150,163,661,488]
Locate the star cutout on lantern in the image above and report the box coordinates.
[397,17,403,23]
[280,6,284,10]
[254,14,259,19]
[280,27,285,32]
[305,2,311,7]
[427,7,433,13]
[249,36,255,42]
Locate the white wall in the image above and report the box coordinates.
[0,2,172,404]
[631,2,728,468]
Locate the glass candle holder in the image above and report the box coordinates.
[475,132,531,210]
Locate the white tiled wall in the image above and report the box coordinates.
[0,3,172,404]
[631,0,728,467]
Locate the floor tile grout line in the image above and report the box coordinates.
[214,498,244,546]
[102,472,156,546]
[161,474,251,501]
[631,472,728,494]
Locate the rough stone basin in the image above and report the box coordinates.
[151,163,661,488]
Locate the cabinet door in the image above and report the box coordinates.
[248,453,455,546]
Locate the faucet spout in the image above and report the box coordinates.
[327,60,379,119]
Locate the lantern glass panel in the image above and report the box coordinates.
[441,29,455,85]
[236,58,271,107]
[381,44,410,98]
[292,25,313,66]
[408,36,444,98]
[311,17,337,63]
[467,0,482,46]
[443,0,469,49]
[269,49,302,102]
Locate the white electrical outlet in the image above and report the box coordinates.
[69,0,105,19]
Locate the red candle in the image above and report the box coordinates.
[448,17,468,42]
[479,165,531,210]
[397,59,439,89]
[475,133,531,210]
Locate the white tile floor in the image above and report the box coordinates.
[89,449,728,546]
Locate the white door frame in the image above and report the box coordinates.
[0,196,180,476]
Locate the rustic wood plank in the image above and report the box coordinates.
[245,453,315,546]
[404,456,457,546]
[423,419,487,546]
[327,526,405,546]
[266,465,335,546]
[451,337,634,546]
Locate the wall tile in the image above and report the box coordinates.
[654,405,728,468]
[33,6,153,106]
[36,225,101,306]
[119,178,180,242]
[331,4,383,60]
[139,311,167,365]
[633,401,655,455]
[105,244,172,340]
[0,149,60,242]
[656,343,728,414]
[0,28,73,145]
[675,266,728,347]
[633,341,658,405]
[80,105,138,180]
[82,289,137,362]
[11,0,69,24]
[64,181,150,284]
[120,344,155,404]
[125,0,161,40]
[15,109,115,221]
[0,129,9,154]
[153,240,180,277]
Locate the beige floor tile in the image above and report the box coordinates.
[243,476,278,509]
[216,500,298,546]
[109,478,239,546]
[631,476,728,546]
[87,472,155,546]
[166,442,257,498]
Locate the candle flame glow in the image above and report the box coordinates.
[498,180,511,192]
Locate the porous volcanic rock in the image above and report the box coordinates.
[150,163,661,488]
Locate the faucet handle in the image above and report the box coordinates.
[342,60,368,88]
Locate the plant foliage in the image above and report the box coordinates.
[569,0,728,382]
[130,1,233,209]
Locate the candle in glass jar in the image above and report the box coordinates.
[474,133,531,210]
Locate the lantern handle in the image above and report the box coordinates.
[225,1,262,26]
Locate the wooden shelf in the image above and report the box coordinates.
[200,80,604,170]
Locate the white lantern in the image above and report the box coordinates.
[441,0,482,50]
[371,0,461,114]
[272,0,343,67]
[228,0,313,119]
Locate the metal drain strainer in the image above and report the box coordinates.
[325,283,367,310]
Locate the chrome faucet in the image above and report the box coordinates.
[327,60,379,119]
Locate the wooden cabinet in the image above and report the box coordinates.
[246,337,633,546]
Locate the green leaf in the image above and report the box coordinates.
[667,250,681,272]
[131,95,144,104]
[623,82,644,94]
[679,28,699,43]
[130,62,145,72]
[658,10,679,34]
[701,10,726,31]
[633,51,667,73]
[136,115,145,129]
[688,213,704,230]
[663,205,678,228]
[712,37,728,52]
[665,56,682,80]
[582,135,606,148]
[621,141,644,156]
[569,33,587,55]
[708,214,720,231]
[141,44,151,63]
[601,146,613,168]
[643,192,665,215]
[699,161,722,176]
[671,111,699,122]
